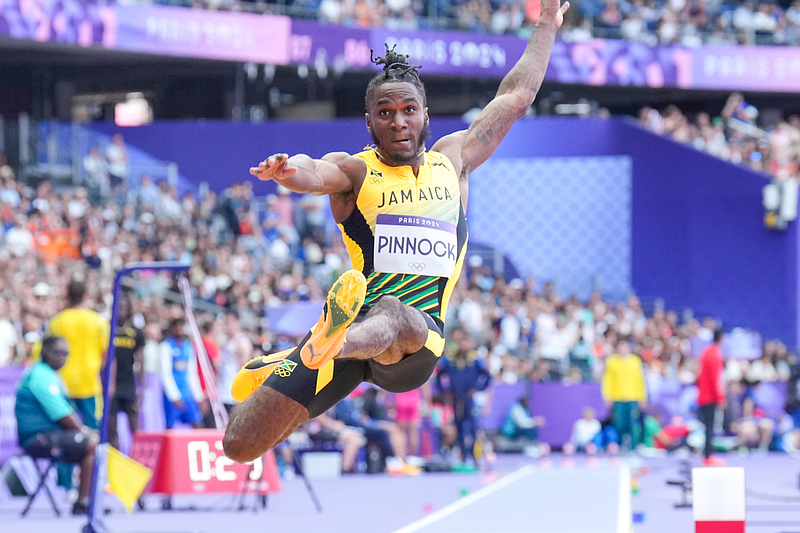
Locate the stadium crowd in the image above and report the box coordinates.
[135,0,800,46]
[639,93,800,182]
[3,136,800,476]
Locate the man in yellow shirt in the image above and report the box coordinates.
[48,278,109,429]
[601,339,647,451]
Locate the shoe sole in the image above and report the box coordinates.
[300,270,366,370]
[230,348,296,402]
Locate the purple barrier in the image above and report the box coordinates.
[0,1,290,64]
[693,45,800,92]
[289,19,371,70]
[520,380,787,447]
[529,382,610,447]
[114,5,290,64]
[0,366,24,465]
[480,381,527,432]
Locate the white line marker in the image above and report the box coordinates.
[391,465,536,533]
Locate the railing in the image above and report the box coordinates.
[8,119,179,192]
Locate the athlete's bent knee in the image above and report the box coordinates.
[223,387,309,463]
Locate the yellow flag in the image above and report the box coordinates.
[105,445,152,512]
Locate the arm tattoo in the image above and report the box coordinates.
[497,23,557,100]
[473,102,518,147]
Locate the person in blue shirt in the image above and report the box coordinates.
[15,335,99,515]
[436,327,491,468]
[159,318,205,429]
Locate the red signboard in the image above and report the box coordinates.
[130,430,280,495]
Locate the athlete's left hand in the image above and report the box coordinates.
[249,153,298,182]
[540,0,570,29]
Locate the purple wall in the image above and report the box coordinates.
[86,117,799,345]
[626,125,799,346]
[486,380,787,447]
[88,119,469,195]
[0,366,24,465]
[529,382,610,447]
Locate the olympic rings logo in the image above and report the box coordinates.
[369,176,383,184]
[272,359,297,378]
[407,262,426,271]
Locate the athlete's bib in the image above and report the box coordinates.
[374,214,457,277]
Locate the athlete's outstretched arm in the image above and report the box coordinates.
[454,0,569,176]
[250,152,366,195]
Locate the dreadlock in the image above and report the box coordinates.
[365,44,426,110]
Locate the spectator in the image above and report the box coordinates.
[5,214,34,257]
[393,386,427,457]
[83,146,109,202]
[0,296,20,366]
[430,393,458,457]
[436,327,491,470]
[501,396,546,445]
[653,415,692,451]
[333,393,415,475]
[15,335,99,515]
[217,312,254,414]
[199,317,222,428]
[304,412,366,474]
[138,175,160,214]
[696,328,727,466]
[159,318,204,429]
[725,379,776,452]
[361,387,411,467]
[601,339,647,450]
[105,134,129,195]
[563,406,603,455]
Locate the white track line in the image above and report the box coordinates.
[390,465,536,533]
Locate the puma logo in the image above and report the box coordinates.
[306,345,319,363]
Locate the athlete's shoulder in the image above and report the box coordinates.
[431,130,467,176]
[427,151,457,174]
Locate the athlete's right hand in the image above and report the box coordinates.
[249,153,298,181]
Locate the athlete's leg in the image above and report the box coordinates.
[339,296,428,366]
[223,387,309,463]
[225,339,369,463]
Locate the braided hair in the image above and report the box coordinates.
[365,44,426,110]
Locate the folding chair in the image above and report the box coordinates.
[17,455,61,517]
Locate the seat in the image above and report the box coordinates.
[16,455,61,517]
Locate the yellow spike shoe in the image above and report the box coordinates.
[300,269,366,370]
[230,348,296,402]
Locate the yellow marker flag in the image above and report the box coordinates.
[105,445,153,512]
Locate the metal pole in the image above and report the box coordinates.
[85,261,190,533]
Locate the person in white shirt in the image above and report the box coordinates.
[5,215,34,257]
[0,296,19,366]
[563,407,603,455]
[105,134,129,192]
[83,146,109,200]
